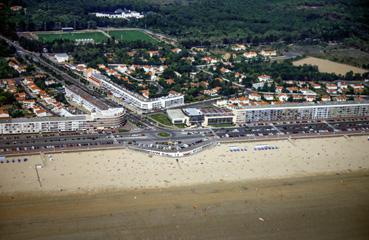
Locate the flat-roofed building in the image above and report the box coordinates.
[183,108,204,125]
[167,109,188,125]
[54,53,69,63]
[200,108,234,127]
[229,101,369,123]
[65,85,125,129]
[97,75,184,111]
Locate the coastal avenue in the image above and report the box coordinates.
[1,118,369,155]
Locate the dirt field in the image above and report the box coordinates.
[0,171,368,240]
[293,56,368,75]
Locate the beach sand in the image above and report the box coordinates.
[1,135,368,194]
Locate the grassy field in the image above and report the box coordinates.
[37,31,108,43]
[108,30,157,43]
[293,57,368,75]
[158,132,171,137]
[149,113,173,126]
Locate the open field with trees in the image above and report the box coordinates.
[1,0,366,47]
[293,57,368,75]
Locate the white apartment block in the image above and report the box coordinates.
[231,101,369,123]
[99,77,184,111]
[0,85,126,135]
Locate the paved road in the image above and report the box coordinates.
[1,118,369,155]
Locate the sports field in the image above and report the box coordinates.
[37,31,108,43]
[108,30,157,43]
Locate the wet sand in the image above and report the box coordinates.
[0,172,369,240]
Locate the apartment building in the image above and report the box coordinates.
[230,101,369,123]
[99,77,184,111]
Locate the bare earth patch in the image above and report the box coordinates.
[293,56,368,75]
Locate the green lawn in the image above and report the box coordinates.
[158,132,171,137]
[37,31,108,43]
[108,30,157,43]
[149,113,173,126]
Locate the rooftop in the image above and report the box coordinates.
[183,108,203,117]
[167,109,187,119]
[200,108,233,116]
[66,85,110,110]
[0,115,86,124]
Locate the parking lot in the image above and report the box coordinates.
[1,118,368,155]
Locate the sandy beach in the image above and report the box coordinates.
[1,135,368,194]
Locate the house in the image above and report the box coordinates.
[140,89,150,98]
[171,48,182,54]
[34,106,48,117]
[337,81,348,90]
[287,86,299,93]
[334,95,347,102]
[21,99,36,108]
[292,94,303,101]
[0,107,10,118]
[263,94,274,101]
[147,50,159,58]
[220,67,231,74]
[310,82,321,90]
[258,74,271,82]
[191,47,205,52]
[15,92,26,101]
[10,5,23,11]
[76,64,87,72]
[232,44,247,51]
[275,86,284,93]
[321,95,331,102]
[260,49,277,57]
[304,95,316,102]
[202,56,218,64]
[203,88,220,96]
[278,93,289,102]
[243,51,257,59]
[6,79,17,93]
[168,90,180,96]
[350,84,365,93]
[249,92,261,101]
[54,53,69,63]
[301,89,317,96]
[200,81,209,88]
[28,83,41,95]
[325,83,337,94]
[165,79,175,85]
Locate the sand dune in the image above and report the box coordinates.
[0,135,368,194]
